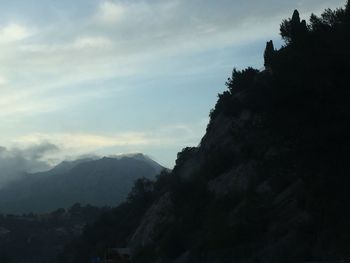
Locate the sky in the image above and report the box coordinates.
[0,0,345,178]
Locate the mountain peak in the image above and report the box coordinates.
[0,153,164,213]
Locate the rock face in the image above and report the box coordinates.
[208,161,257,196]
[129,192,173,248]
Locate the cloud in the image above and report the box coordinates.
[72,36,113,49]
[16,128,194,152]
[0,75,7,86]
[0,0,345,168]
[0,0,344,120]
[0,119,206,174]
[0,23,32,43]
[97,1,126,24]
[0,142,59,188]
[11,119,206,159]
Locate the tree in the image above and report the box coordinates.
[226,67,259,93]
[280,10,308,44]
[264,40,275,69]
[280,18,292,43]
[346,0,350,26]
[175,147,196,169]
[127,178,154,203]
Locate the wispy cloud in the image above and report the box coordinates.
[16,123,203,151]
[0,0,343,119]
[10,119,206,161]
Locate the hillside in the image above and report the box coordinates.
[0,154,164,214]
[62,3,350,263]
[0,204,108,263]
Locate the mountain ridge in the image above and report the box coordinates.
[0,153,164,214]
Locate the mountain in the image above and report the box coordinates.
[61,3,350,263]
[0,154,164,214]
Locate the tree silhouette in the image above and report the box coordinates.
[264,40,275,69]
[280,10,308,44]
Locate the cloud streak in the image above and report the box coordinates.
[15,122,205,152]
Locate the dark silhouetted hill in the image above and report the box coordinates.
[0,204,109,263]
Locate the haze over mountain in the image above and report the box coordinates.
[0,142,60,187]
[0,153,164,214]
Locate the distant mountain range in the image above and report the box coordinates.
[0,153,164,214]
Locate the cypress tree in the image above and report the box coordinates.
[264,40,275,69]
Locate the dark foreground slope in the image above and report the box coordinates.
[0,154,164,214]
[62,3,350,263]
[0,204,108,263]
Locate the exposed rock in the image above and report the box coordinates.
[201,114,239,151]
[273,179,304,206]
[129,192,174,248]
[208,161,257,196]
[256,180,272,194]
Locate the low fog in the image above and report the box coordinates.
[0,142,59,188]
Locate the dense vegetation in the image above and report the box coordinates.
[61,2,350,262]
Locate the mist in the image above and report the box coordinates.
[0,142,59,188]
